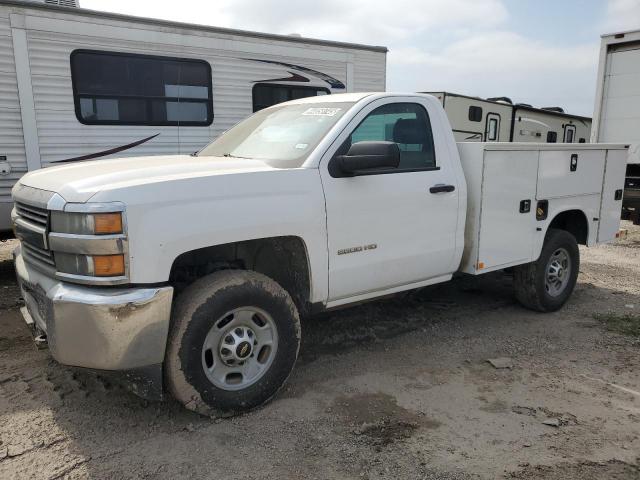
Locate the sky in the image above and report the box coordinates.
[80,0,640,117]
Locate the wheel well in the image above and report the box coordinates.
[169,236,312,316]
[548,210,588,245]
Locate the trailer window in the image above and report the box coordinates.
[70,50,213,126]
[253,84,330,112]
[468,106,483,122]
[347,102,436,170]
[547,131,558,143]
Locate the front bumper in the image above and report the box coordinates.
[14,245,173,397]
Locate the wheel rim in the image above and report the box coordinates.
[201,307,278,391]
[545,247,571,297]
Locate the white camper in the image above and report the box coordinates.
[0,0,387,235]
[426,92,591,144]
[592,29,640,223]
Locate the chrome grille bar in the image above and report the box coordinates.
[15,202,49,228]
[14,201,54,270]
[22,242,56,268]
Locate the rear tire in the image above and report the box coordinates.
[165,270,301,416]
[513,229,579,312]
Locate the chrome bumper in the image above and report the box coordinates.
[14,245,173,372]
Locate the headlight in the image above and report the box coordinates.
[51,212,123,235]
[56,253,126,277]
[47,206,128,283]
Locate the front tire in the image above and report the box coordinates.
[513,229,580,312]
[165,270,301,416]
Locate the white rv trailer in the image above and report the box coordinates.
[425,92,591,144]
[591,29,640,223]
[0,0,387,235]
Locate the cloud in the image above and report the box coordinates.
[81,0,599,115]
[604,0,640,32]
[82,0,508,44]
[214,0,508,44]
[389,32,599,115]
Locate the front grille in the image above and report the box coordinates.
[14,202,55,270]
[22,242,56,268]
[15,202,49,228]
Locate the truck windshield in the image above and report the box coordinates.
[198,102,354,167]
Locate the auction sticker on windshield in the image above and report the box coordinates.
[302,108,342,116]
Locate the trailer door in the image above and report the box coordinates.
[600,43,640,142]
[485,113,501,142]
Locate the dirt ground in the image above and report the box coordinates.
[0,224,639,480]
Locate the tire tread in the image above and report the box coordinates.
[513,228,579,313]
[165,269,300,416]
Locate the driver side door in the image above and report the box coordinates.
[319,98,460,304]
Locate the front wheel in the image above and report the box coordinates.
[165,270,301,416]
[513,229,580,312]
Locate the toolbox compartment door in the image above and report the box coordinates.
[598,149,628,242]
[477,150,538,269]
[537,150,606,199]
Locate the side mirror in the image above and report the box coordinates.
[337,141,400,175]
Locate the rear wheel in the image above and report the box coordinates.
[165,270,301,416]
[513,229,579,312]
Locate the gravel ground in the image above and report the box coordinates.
[0,223,639,479]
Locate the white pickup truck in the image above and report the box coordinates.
[11,93,628,415]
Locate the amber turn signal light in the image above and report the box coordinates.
[94,213,123,235]
[93,254,125,277]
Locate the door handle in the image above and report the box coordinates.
[430,184,455,194]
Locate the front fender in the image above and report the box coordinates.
[92,168,329,304]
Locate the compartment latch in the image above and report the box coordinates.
[570,154,578,172]
[519,199,531,213]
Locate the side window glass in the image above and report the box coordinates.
[547,131,558,143]
[469,106,483,122]
[486,118,498,141]
[71,50,212,126]
[348,103,436,169]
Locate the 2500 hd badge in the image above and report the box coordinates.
[337,244,378,255]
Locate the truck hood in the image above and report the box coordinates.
[17,155,279,203]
